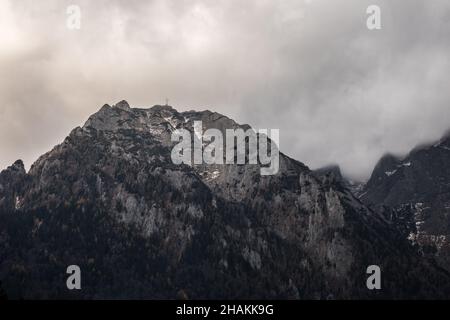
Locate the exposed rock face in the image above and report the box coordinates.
[1,101,449,299]
[0,160,27,214]
[361,132,450,271]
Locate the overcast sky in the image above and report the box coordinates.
[1,0,450,180]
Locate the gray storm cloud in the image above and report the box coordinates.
[1,0,449,180]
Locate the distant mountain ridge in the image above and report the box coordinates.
[361,130,450,271]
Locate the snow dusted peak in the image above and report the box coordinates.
[314,165,343,179]
[181,109,246,134]
[81,101,256,150]
[149,105,179,123]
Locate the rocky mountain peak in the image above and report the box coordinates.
[1,159,26,177]
[114,100,130,110]
[10,159,25,174]
[314,165,343,179]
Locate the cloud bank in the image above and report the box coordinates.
[1,0,450,180]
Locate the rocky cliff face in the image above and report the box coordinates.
[0,160,27,213]
[361,131,450,271]
[1,101,449,299]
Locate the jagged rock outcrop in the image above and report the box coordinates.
[313,165,364,197]
[0,160,27,214]
[1,101,449,299]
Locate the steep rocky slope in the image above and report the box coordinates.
[1,101,449,299]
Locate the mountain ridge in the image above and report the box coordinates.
[361,128,450,272]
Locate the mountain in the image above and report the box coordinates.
[1,101,450,299]
[313,165,364,197]
[361,131,450,271]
